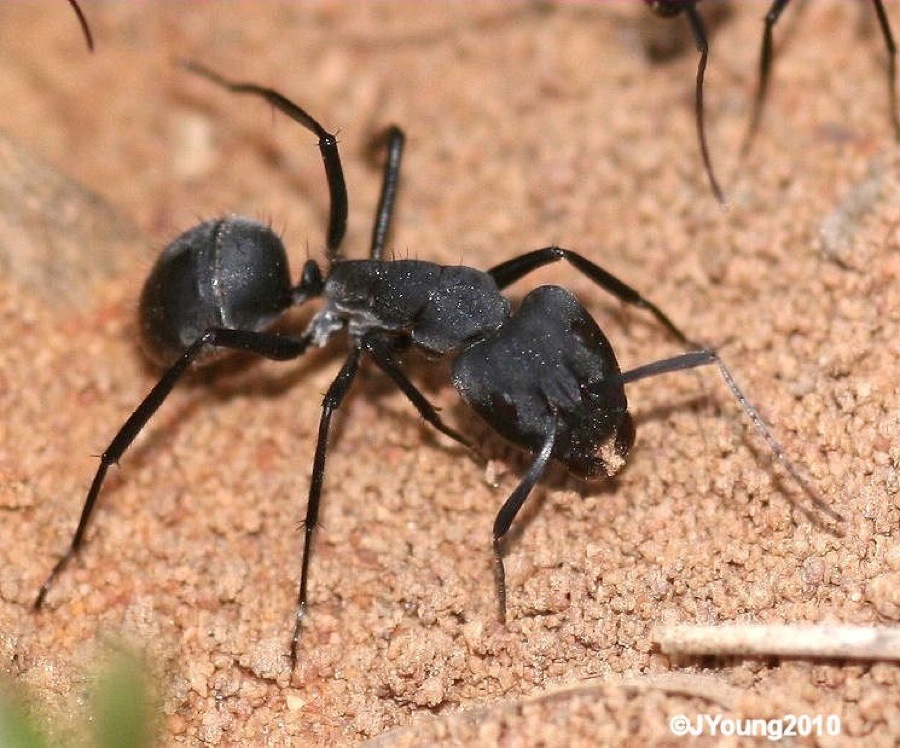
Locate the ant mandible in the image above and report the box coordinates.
[35,63,842,668]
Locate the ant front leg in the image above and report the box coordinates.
[291,348,362,668]
[492,413,559,624]
[488,246,701,349]
[290,335,476,667]
[34,328,312,610]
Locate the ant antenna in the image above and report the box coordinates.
[622,349,844,533]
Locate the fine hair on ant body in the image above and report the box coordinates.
[35,62,842,668]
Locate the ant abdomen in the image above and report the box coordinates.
[139,217,293,366]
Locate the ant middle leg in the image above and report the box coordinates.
[360,334,473,450]
[488,246,700,348]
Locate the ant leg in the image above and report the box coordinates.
[681,2,725,203]
[66,0,94,51]
[743,0,791,154]
[291,349,362,668]
[621,349,844,529]
[368,127,406,261]
[183,62,348,257]
[488,246,700,348]
[871,0,900,139]
[34,328,313,610]
[359,334,474,450]
[492,414,558,624]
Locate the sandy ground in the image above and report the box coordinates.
[2,1,900,744]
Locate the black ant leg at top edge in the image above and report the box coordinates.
[183,62,349,258]
[487,245,701,349]
[744,0,900,153]
[680,1,724,203]
[871,0,900,140]
[645,1,725,203]
[33,328,314,610]
[743,0,797,153]
[66,0,94,51]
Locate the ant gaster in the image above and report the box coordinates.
[35,63,842,668]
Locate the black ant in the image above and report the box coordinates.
[645,0,898,200]
[34,63,842,668]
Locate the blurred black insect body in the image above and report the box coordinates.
[35,64,841,667]
[645,0,898,199]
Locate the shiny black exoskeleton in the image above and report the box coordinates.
[35,64,841,668]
